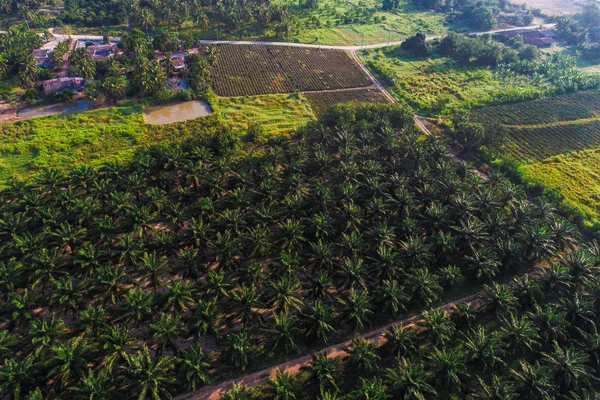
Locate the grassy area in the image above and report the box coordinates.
[360,48,548,115]
[282,0,453,45]
[305,87,391,117]
[216,93,315,135]
[520,148,600,228]
[0,105,226,183]
[0,94,318,183]
[172,0,453,46]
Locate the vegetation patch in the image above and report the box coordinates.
[216,93,316,135]
[305,87,392,117]
[212,45,372,96]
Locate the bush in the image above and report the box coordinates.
[22,88,39,103]
[245,123,266,142]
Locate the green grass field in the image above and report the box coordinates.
[0,94,317,183]
[520,148,600,228]
[216,93,316,135]
[360,49,549,115]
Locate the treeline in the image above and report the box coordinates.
[0,103,580,398]
[411,0,533,31]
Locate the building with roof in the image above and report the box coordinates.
[43,77,85,95]
[86,43,118,61]
[496,28,556,46]
[32,49,53,67]
[171,54,186,71]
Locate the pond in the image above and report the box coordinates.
[143,101,213,125]
[18,99,92,119]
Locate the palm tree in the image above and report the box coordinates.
[510,360,557,400]
[0,356,38,400]
[188,299,220,339]
[302,353,339,392]
[138,251,168,292]
[460,325,506,371]
[123,288,153,326]
[346,338,380,374]
[265,370,298,400]
[428,347,468,393]
[221,331,255,372]
[405,267,442,306]
[270,276,304,313]
[499,314,540,355]
[419,308,456,346]
[47,337,93,388]
[149,314,182,357]
[382,324,416,358]
[541,342,595,392]
[220,382,255,400]
[164,278,195,312]
[386,357,437,400]
[227,284,265,328]
[337,287,373,330]
[69,369,115,399]
[482,282,518,316]
[120,346,176,400]
[472,375,517,400]
[349,377,388,400]
[302,300,336,344]
[100,326,137,372]
[178,345,213,391]
[262,312,301,355]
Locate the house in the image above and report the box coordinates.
[86,43,118,61]
[496,28,556,46]
[32,49,52,67]
[43,77,85,94]
[171,54,186,71]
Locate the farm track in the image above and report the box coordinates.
[175,292,484,400]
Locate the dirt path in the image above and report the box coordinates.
[175,292,484,400]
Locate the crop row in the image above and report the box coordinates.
[472,90,600,126]
[503,119,600,162]
[305,87,392,117]
[212,45,372,96]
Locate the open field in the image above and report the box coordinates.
[216,93,315,135]
[0,95,317,183]
[305,87,392,117]
[519,0,585,15]
[521,148,600,226]
[360,49,549,115]
[281,0,452,45]
[212,45,372,96]
[473,90,600,227]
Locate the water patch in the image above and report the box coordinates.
[143,101,213,125]
[18,99,92,119]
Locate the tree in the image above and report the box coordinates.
[121,346,176,400]
[428,347,468,392]
[262,312,301,355]
[103,75,127,100]
[302,353,339,392]
[302,300,336,344]
[265,370,298,400]
[178,345,212,391]
[47,337,93,388]
[221,331,255,372]
[510,360,557,400]
[0,356,38,400]
[149,314,182,357]
[386,357,437,399]
[337,287,373,329]
[400,33,430,57]
[346,338,380,374]
[542,342,595,392]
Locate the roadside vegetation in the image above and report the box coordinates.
[304,87,391,117]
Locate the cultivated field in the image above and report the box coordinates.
[212,45,372,96]
[305,87,392,117]
[473,90,600,227]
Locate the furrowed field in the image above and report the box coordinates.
[212,45,372,96]
[473,90,600,228]
[305,87,392,117]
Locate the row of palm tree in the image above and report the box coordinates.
[0,103,583,398]
[224,257,600,399]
